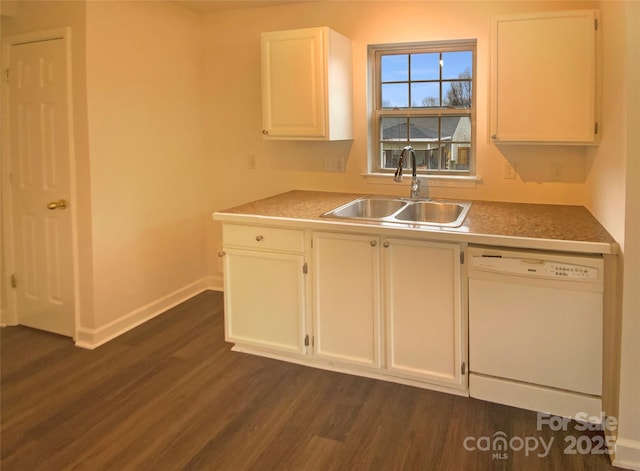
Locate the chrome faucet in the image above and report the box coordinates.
[394,145,421,199]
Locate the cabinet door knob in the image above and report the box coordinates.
[383,241,390,248]
[262,130,269,135]
[218,251,225,257]
[370,240,377,247]
[256,235,264,241]
[491,134,497,140]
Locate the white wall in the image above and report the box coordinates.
[613,2,640,467]
[84,0,209,333]
[586,2,640,467]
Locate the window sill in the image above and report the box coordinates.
[362,173,482,189]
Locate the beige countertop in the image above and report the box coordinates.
[214,190,618,254]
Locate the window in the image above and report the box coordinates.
[370,41,476,176]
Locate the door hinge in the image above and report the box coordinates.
[594,18,599,31]
[304,334,309,347]
[4,68,9,84]
[461,362,466,375]
[595,122,599,135]
[303,262,308,274]
[460,251,465,264]
[10,274,17,288]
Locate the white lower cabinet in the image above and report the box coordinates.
[221,223,466,393]
[222,224,306,355]
[311,231,465,390]
[383,238,465,389]
[311,232,381,368]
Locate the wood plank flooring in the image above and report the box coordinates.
[1,290,622,470]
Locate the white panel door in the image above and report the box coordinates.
[384,238,464,388]
[312,232,381,368]
[9,38,75,337]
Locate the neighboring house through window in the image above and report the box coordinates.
[369,40,476,176]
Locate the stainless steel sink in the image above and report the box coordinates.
[394,201,470,226]
[321,196,471,228]
[321,196,408,220]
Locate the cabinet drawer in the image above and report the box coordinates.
[223,224,304,252]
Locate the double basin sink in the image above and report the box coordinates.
[321,196,472,228]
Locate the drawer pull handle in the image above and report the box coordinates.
[256,235,264,242]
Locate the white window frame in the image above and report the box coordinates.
[367,39,478,184]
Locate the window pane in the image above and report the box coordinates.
[411,82,439,107]
[381,143,410,169]
[381,117,407,140]
[410,53,439,81]
[442,51,472,79]
[382,83,408,108]
[381,54,408,82]
[427,147,441,170]
[443,81,472,108]
[452,146,471,170]
[409,117,439,141]
[441,116,471,141]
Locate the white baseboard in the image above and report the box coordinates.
[75,276,221,350]
[613,437,640,470]
[206,274,224,292]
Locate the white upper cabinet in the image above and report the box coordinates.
[261,27,353,140]
[490,10,600,144]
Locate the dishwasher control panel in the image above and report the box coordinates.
[471,255,600,280]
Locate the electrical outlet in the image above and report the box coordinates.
[504,161,516,179]
[324,156,344,173]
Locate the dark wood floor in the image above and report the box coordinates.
[1,290,622,471]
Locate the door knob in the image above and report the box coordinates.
[47,199,67,210]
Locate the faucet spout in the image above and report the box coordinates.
[395,145,421,199]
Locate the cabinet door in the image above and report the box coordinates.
[490,10,598,144]
[383,238,464,388]
[261,28,326,139]
[312,232,381,368]
[223,248,306,355]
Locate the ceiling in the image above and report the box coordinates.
[176,1,309,14]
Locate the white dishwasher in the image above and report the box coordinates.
[468,245,604,420]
